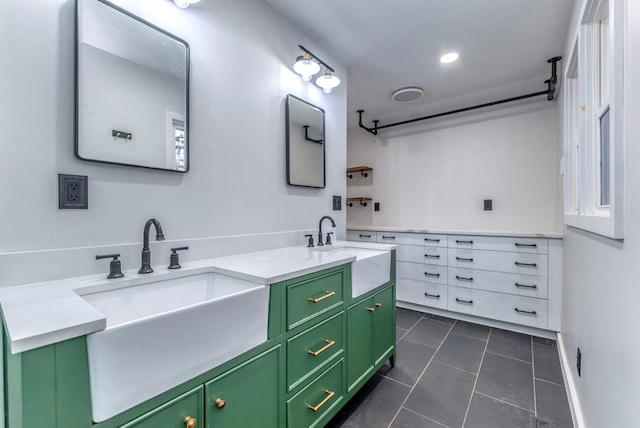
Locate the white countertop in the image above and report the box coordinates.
[0,241,396,354]
[347,225,563,239]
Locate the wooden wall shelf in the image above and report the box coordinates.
[347,197,372,207]
[347,166,373,178]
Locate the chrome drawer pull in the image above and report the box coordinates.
[456,275,473,281]
[456,257,473,262]
[515,261,537,267]
[425,238,440,242]
[456,240,473,244]
[424,272,440,278]
[515,308,537,315]
[382,235,396,240]
[424,254,440,259]
[515,283,537,289]
[308,389,335,412]
[308,340,336,357]
[359,234,371,238]
[424,292,440,299]
[308,290,335,303]
[515,243,537,247]
[455,298,473,304]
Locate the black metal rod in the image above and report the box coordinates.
[358,56,562,135]
[299,44,334,73]
[303,125,323,144]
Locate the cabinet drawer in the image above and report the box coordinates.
[397,245,448,265]
[397,261,447,284]
[447,235,548,254]
[346,230,376,242]
[287,359,344,428]
[448,287,548,329]
[376,232,447,247]
[448,249,548,276]
[397,278,447,310]
[120,386,203,428]
[448,267,548,299]
[287,268,345,330]
[287,312,344,392]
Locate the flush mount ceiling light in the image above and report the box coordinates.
[292,45,341,94]
[440,52,459,64]
[173,0,200,8]
[391,86,424,103]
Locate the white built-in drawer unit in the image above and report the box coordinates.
[346,230,377,243]
[348,229,562,332]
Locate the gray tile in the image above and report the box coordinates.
[451,320,490,340]
[476,352,535,411]
[404,361,475,427]
[487,328,532,362]
[533,342,564,385]
[391,408,447,428]
[422,312,456,324]
[533,336,557,347]
[379,339,436,386]
[465,393,533,428]
[396,308,423,329]
[434,333,485,374]
[397,327,408,343]
[535,379,574,428]
[403,318,453,348]
[326,374,411,428]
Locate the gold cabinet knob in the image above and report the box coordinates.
[184,416,197,428]
[375,303,382,308]
[215,398,226,409]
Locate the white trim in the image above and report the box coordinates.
[557,333,586,428]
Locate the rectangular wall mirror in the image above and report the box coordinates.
[76,0,190,172]
[286,95,325,188]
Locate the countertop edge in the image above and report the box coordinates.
[347,225,564,239]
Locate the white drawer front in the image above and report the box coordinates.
[447,268,548,299]
[397,245,448,265]
[397,278,447,310]
[346,230,377,242]
[397,261,448,284]
[448,249,548,276]
[448,287,548,329]
[376,232,421,245]
[447,235,548,254]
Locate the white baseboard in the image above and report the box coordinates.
[557,333,585,428]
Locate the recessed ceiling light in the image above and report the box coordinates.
[440,52,459,64]
[391,86,424,103]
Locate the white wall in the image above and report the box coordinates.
[347,103,560,233]
[0,0,347,279]
[559,1,640,427]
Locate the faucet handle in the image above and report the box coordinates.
[168,246,189,270]
[304,234,315,248]
[96,253,124,279]
[325,232,334,245]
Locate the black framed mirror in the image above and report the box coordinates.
[76,0,190,172]
[286,95,325,188]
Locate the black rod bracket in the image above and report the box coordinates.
[303,125,324,144]
[358,56,562,135]
[299,44,334,74]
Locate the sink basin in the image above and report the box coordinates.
[79,272,269,422]
[317,245,391,297]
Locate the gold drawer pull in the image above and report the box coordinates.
[368,307,375,312]
[308,290,335,303]
[375,303,382,308]
[214,398,226,409]
[184,416,197,428]
[308,340,335,357]
[307,389,335,412]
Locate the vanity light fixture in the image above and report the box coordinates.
[173,0,200,9]
[440,52,459,64]
[293,45,340,94]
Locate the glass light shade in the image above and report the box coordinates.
[173,0,200,8]
[293,55,320,81]
[315,71,340,94]
[440,52,459,64]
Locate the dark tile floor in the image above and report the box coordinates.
[326,308,573,428]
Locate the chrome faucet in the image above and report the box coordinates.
[139,218,165,274]
[317,215,336,247]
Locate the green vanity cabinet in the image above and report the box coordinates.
[120,387,204,428]
[346,285,396,392]
[205,346,281,428]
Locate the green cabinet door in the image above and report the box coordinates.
[120,387,204,428]
[346,298,374,391]
[205,345,281,428]
[373,286,395,366]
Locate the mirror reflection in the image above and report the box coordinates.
[76,0,190,172]
[286,95,325,188]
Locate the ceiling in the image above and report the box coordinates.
[264,0,575,129]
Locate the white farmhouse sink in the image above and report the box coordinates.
[317,244,391,297]
[79,272,269,422]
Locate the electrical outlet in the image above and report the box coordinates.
[576,347,582,376]
[484,199,493,211]
[59,174,88,209]
[333,195,341,211]
[374,202,380,211]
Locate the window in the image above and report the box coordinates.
[563,0,623,239]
